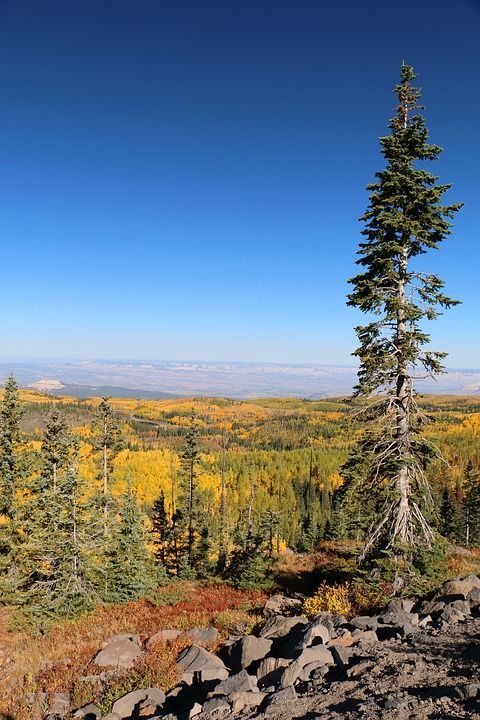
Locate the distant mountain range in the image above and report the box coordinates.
[1,359,480,399]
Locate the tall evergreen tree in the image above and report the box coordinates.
[104,477,152,602]
[22,413,96,620]
[91,398,124,537]
[344,64,462,581]
[463,461,480,547]
[0,374,25,600]
[175,416,201,571]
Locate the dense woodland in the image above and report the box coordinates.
[1,374,480,622]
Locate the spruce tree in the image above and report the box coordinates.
[104,477,152,602]
[345,64,462,580]
[175,416,201,571]
[91,397,124,537]
[0,374,25,600]
[22,414,96,620]
[463,462,480,547]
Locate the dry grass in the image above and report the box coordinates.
[0,582,265,720]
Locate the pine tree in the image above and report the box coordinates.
[91,398,124,538]
[344,64,462,580]
[104,477,152,602]
[175,416,201,572]
[439,486,463,543]
[22,414,96,620]
[0,374,25,600]
[463,462,480,547]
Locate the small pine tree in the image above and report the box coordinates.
[0,374,25,601]
[104,478,152,602]
[22,416,96,621]
[175,416,201,573]
[464,462,480,547]
[439,486,463,544]
[91,398,124,538]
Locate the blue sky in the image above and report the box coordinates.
[0,0,478,366]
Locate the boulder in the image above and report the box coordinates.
[259,615,307,640]
[209,669,258,697]
[189,627,219,645]
[94,636,143,669]
[111,688,165,719]
[279,660,302,687]
[257,657,290,686]
[264,686,297,710]
[177,645,229,684]
[227,635,272,672]
[296,645,334,667]
[146,629,182,648]
[49,693,69,717]
[229,691,265,713]
[200,697,231,717]
[349,616,380,632]
[72,703,101,718]
[263,594,303,617]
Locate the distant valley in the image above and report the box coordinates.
[1,359,480,399]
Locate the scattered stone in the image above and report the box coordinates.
[189,627,219,645]
[146,629,182,648]
[49,693,70,717]
[200,697,231,717]
[264,594,303,617]
[229,690,265,713]
[265,685,297,711]
[279,660,302,687]
[228,635,272,671]
[111,688,165,719]
[209,669,258,697]
[177,645,229,684]
[94,636,143,669]
[72,703,101,718]
[259,615,307,640]
[257,656,290,685]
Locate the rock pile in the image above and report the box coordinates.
[51,574,480,719]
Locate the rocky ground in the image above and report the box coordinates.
[28,576,480,720]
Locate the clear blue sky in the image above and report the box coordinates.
[1,0,478,366]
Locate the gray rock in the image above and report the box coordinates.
[99,715,120,720]
[350,629,378,644]
[146,629,182,648]
[94,636,143,669]
[111,688,165,719]
[200,697,231,717]
[263,594,303,617]
[209,669,258,697]
[452,683,480,700]
[259,615,307,640]
[467,587,480,609]
[229,691,265,713]
[189,627,219,645]
[100,633,141,648]
[296,644,334,667]
[265,686,297,711]
[257,656,290,685]
[228,635,272,671]
[49,693,69,717]
[280,659,302,687]
[349,615,380,631]
[177,645,229,684]
[298,661,329,682]
[72,703,101,718]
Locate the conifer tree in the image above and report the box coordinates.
[439,486,463,544]
[175,416,201,571]
[0,374,25,600]
[91,398,124,537]
[22,413,96,620]
[104,477,152,602]
[345,64,462,580]
[463,462,480,547]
